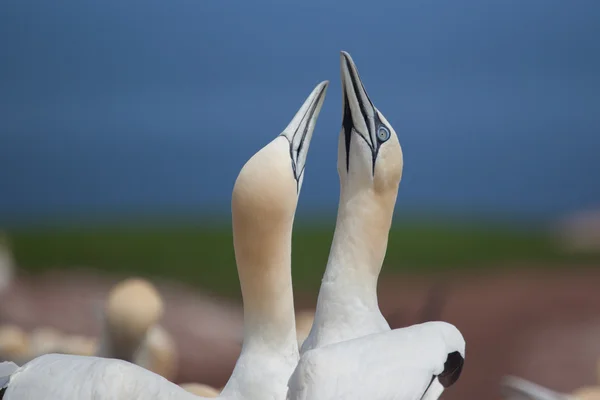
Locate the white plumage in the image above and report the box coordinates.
[1,355,195,400]
[288,322,465,400]
[291,51,464,400]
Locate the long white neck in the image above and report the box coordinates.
[236,224,298,352]
[302,188,396,352]
[221,179,299,399]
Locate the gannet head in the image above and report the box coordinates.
[232,80,329,244]
[338,51,403,198]
[103,277,163,360]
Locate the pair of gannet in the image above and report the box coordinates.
[0,51,464,400]
[502,361,600,400]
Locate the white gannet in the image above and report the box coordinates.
[287,321,465,400]
[301,51,403,353]
[0,80,329,400]
[95,277,164,362]
[94,277,178,380]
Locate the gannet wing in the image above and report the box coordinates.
[2,353,195,400]
[288,322,465,400]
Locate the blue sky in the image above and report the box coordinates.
[1,0,599,223]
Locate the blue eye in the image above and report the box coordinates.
[377,126,390,142]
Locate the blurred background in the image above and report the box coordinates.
[1,0,600,399]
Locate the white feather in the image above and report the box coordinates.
[3,354,197,400]
[288,322,465,400]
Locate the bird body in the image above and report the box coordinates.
[1,354,195,400]
[288,322,465,400]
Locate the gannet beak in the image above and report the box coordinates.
[280,80,329,190]
[340,51,379,172]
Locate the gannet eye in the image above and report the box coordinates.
[377,126,390,142]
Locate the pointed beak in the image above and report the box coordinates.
[280,80,329,189]
[340,51,378,172]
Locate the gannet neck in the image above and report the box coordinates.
[302,189,396,351]
[327,187,398,284]
[233,168,298,348]
[222,81,328,400]
[96,278,164,363]
[301,53,401,353]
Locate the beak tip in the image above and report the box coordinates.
[340,51,352,64]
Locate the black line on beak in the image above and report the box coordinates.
[342,54,380,175]
[342,91,353,172]
[286,86,326,191]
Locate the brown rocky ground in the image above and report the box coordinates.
[1,265,599,400]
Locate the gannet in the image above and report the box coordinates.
[0,80,329,400]
[286,52,463,400]
[301,51,403,353]
[287,321,465,400]
[94,278,178,380]
[95,278,164,362]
